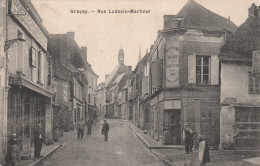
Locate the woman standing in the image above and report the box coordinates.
[193,134,210,166]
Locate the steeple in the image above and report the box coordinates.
[118,46,124,65]
[138,47,141,62]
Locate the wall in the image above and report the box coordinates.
[221,62,260,104]
[219,105,235,148]
[7,17,50,89]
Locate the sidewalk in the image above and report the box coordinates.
[127,121,260,166]
[127,121,184,150]
[16,130,76,166]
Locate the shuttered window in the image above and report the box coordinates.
[196,56,210,84]
[249,73,260,94]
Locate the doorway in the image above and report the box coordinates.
[164,109,181,144]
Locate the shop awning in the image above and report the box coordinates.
[9,75,53,98]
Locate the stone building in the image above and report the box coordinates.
[218,3,260,151]
[97,82,106,118]
[86,64,99,120]
[48,32,87,130]
[143,0,237,146]
[0,0,53,162]
[103,48,131,118]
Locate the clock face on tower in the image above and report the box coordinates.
[119,56,123,60]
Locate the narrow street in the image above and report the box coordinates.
[37,119,164,166]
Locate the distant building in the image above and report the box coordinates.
[218,3,260,151]
[102,48,132,118]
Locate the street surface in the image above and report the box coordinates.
[38,119,164,166]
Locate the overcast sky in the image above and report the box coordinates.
[31,0,258,83]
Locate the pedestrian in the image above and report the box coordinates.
[34,124,44,158]
[77,119,85,139]
[87,118,93,135]
[183,123,193,154]
[193,134,210,166]
[6,133,21,166]
[102,120,109,141]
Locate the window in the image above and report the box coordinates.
[38,51,42,83]
[196,56,210,84]
[249,73,260,94]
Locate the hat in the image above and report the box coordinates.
[12,133,16,137]
[184,123,189,126]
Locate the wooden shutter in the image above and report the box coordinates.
[210,55,219,85]
[253,51,260,75]
[188,54,196,83]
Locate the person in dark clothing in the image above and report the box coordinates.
[6,133,21,166]
[87,118,93,135]
[102,120,109,141]
[193,134,210,166]
[183,123,193,154]
[34,124,44,158]
[77,119,85,139]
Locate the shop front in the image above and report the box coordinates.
[8,77,52,153]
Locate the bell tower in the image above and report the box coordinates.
[118,47,124,65]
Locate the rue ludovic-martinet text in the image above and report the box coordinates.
[70,9,151,14]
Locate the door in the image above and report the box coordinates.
[164,110,181,144]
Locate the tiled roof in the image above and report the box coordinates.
[219,17,260,61]
[167,0,237,32]
[63,63,79,73]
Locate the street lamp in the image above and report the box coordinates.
[4,37,26,52]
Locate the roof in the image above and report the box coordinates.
[104,65,120,88]
[113,73,126,85]
[109,73,126,91]
[63,63,79,73]
[166,0,237,32]
[219,17,260,62]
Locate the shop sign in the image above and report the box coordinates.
[11,0,47,50]
[165,42,179,87]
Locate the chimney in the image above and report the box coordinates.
[248,3,258,18]
[67,32,75,38]
[163,15,175,29]
[81,46,87,62]
[105,74,109,79]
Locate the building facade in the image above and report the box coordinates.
[218,4,260,151]
[0,0,53,162]
[103,48,131,118]
[140,0,237,146]
[48,32,87,130]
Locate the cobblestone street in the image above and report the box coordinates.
[37,119,164,166]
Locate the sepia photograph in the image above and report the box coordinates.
[0,0,260,165]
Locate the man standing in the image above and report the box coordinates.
[102,120,109,141]
[87,118,93,135]
[34,124,43,158]
[77,119,85,139]
[183,123,193,154]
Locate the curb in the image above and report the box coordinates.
[28,144,63,166]
[127,123,175,166]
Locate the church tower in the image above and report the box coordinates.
[118,47,124,65]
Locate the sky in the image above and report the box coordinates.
[31,0,259,83]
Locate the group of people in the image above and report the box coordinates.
[183,123,210,166]
[6,124,44,166]
[77,118,109,141]
[76,118,95,139]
